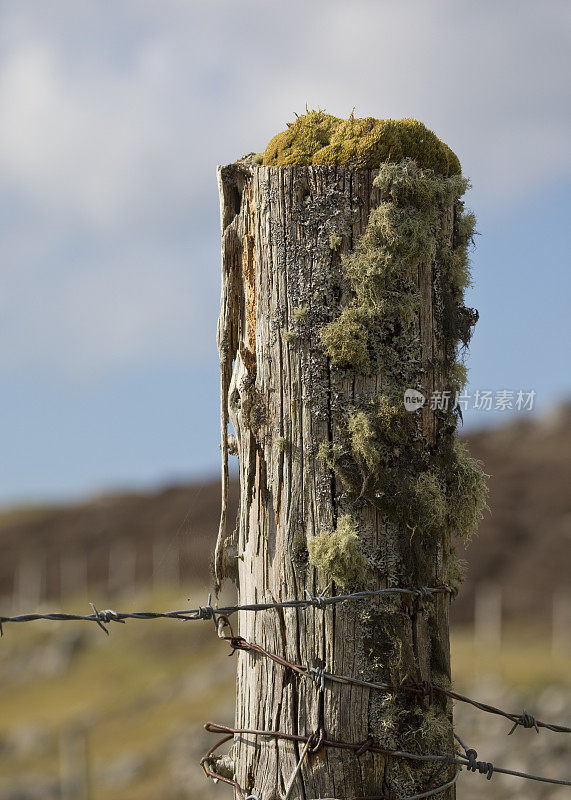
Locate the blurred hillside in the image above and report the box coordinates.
[1,405,570,626]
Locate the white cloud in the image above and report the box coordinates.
[0,0,569,376]
[0,236,218,376]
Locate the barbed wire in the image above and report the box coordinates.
[3,583,570,794]
[0,585,452,636]
[216,618,571,736]
[202,722,571,797]
[2,587,570,736]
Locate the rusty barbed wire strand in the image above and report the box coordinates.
[202,722,458,800]
[402,775,458,800]
[217,619,571,736]
[203,722,571,792]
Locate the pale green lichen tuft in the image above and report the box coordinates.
[347,411,380,474]
[317,441,333,463]
[446,439,489,541]
[412,472,447,534]
[376,394,414,445]
[292,305,308,320]
[263,110,461,176]
[329,231,343,251]
[374,158,468,208]
[308,515,369,587]
[405,707,451,751]
[319,159,473,375]
[282,330,296,343]
[449,360,468,394]
[275,436,287,454]
[320,304,373,371]
[447,546,467,595]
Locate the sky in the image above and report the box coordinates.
[0,0,570,506]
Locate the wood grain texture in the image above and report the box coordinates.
[216,164,455,799]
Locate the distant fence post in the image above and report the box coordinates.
[474,580,502,653]
[59,726,90,800]
[152,537,180,588]
[107,539,137,596]
[60,550,87,601]
[14,549,45,610]
[552,587,571,655]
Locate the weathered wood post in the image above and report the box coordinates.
[214,113,487,799]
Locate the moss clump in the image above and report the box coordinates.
[292,305,308,320]
[375,158,468,209]
[292,531,308,565]
[275,436,287,454]
[308,515,368,587]
[319,159,473,376]
[347,411,380,474]
[328,231,342,251]
[447,546,467,596]
[263,110,461,176]
[320,304,373,372]
[449,360,468,394]
[412,472,447,534]
[445,439,489,541]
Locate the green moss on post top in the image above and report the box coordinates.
[263,109,461,176]
[260,110,487,586]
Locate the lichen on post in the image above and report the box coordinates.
[215,111,487,799]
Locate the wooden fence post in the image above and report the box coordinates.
[214,123,485,799]
[59,725,90,800]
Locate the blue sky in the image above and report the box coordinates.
[1,0,570,506]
